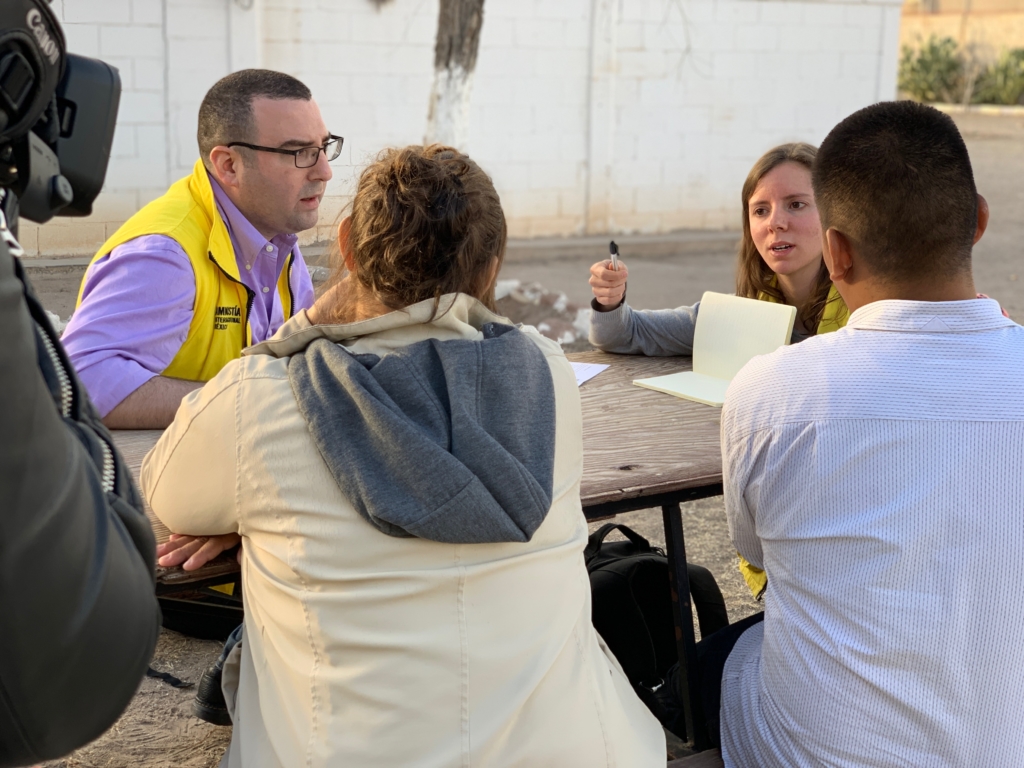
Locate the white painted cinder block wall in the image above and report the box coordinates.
[19,0,903,256]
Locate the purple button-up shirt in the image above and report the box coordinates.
[62,174,316,417]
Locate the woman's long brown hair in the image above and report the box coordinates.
[735,142,834,334]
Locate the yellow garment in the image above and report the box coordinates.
[756,281,849,333]
[78,159,295,383]
[740,283,849,598]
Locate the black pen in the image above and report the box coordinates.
[609,240,619,271]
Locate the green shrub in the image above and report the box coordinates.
[974,49,1024,106]
[898,36,965,103]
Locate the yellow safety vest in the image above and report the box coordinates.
[78,159,296,382]
[739,283,850,598]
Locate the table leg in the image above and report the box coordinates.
[662,502,709,752]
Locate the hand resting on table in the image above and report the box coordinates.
[156,533,241,571]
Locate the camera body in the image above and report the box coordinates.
[0,0,120,232]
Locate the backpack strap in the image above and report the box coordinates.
[584,523,652,560]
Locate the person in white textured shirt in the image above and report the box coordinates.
[716,101,1024,767]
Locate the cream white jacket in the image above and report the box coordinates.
[142,294,665,768]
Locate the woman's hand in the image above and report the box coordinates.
[588,259,629,311]
[156,533,241,571]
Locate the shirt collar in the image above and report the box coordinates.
[848,298,1015,334]
[208,172,299,267]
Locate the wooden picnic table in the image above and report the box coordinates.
[113,349,724,751]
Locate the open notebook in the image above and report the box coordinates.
[633,291,796,407]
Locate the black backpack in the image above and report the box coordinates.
[585,523,728,736]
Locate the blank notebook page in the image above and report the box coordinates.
[692,291,796,380]
[632,292,796,407]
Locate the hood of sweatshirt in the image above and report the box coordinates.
[287,320,556,544]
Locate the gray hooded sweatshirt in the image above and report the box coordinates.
[287,322,556,545]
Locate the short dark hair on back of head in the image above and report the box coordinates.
[197,69,312,167]
[812,100,978,282]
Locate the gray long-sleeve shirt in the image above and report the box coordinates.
[589,298,811,355]
[588,298,701,356]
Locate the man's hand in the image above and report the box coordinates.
[156,533,241,571]
[589,259,629,311]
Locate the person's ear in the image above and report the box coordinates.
[824,228,854,283]
[973,194,989,245]
[337,216,354,272]
[207,147,243,190]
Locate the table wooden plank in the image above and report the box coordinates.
[571,351,723,507]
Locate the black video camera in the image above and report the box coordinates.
[0,0,120,235]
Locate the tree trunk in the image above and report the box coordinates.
[425,0,486,149]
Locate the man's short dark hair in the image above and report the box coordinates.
[812,101,978,282]
[197,69,312,166]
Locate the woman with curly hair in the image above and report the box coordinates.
[144,145,665,768]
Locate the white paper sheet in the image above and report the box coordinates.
[570,362,609,387]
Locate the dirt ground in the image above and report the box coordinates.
[43,633,231,768]
[26,110,1024,766]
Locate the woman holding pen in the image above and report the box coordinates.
[589,143,848,356]
[587,143,850,597]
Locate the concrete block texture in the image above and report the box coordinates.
[133,56,165,91]
[100,24,165,59]
[61,22,101,57]
[166,4,226,39]
[86,191,141,222]
[62,0,131,25]
[131,0,164,25]
[32,0,903,256]
[102,153,169,190]
[109,124,137,158]
[117,90,165,124]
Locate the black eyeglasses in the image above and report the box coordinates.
[226,134,344,168]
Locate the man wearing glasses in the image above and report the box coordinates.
[62,69,341,430]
